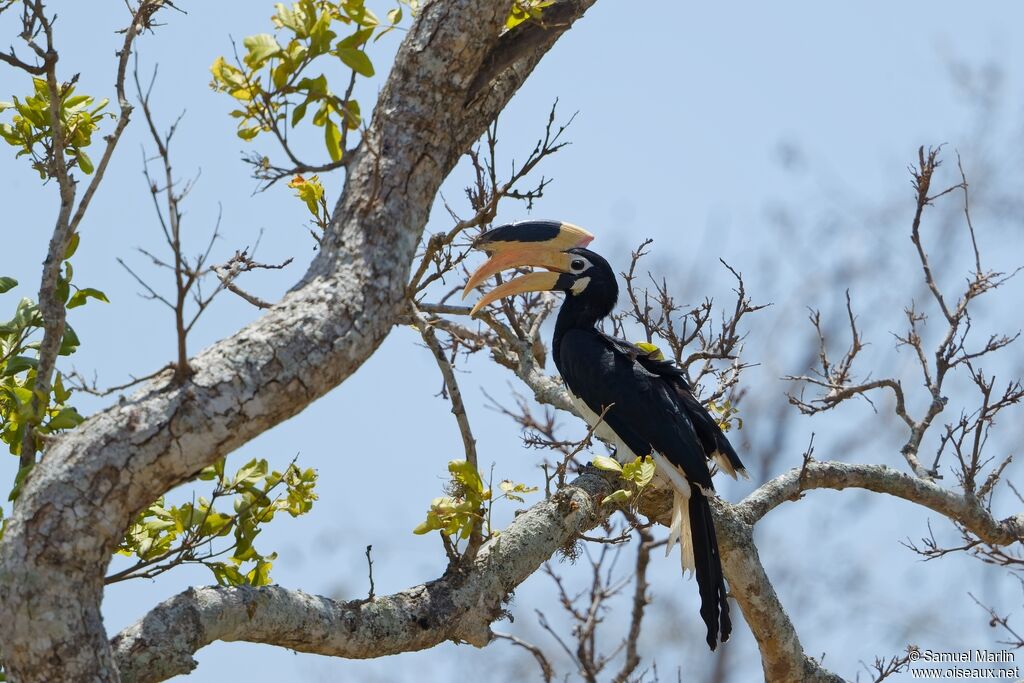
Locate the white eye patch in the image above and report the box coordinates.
[569,256,592,273]
[570,276,591,295]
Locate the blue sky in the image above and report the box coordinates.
[2,1,1024,680]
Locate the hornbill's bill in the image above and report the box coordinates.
[463,220,748,651]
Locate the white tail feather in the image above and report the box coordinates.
[711,450,736,479]
[650,451,696,576]
[665,490,695,576]
[650,452,690,497]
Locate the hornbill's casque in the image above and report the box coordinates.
[463,220,748,650]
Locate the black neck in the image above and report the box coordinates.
[552,291,615,370]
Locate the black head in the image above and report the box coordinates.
[552,247,619,326]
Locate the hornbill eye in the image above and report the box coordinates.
[570,258,586,272]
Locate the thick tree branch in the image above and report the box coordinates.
[735,459,1024,545]
[110,470,616,683]
[466,0,598,103]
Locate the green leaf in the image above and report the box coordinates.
[273,3,306,35]
[8,462,34,503]
[64,232,80,259]
[412,519,436,535]
[210,56,247,90]
[288,174,325,216]
[53,372,72,404]
[296,74,328,96]
[209,561,246,586]
[243,33,284,67]
[499,480,539,495]
[342,98,361,130]
[47,406,84,431]
[0,277,16,293]
[55,276,69,306]
[601,489,631,506]
[199,457,227,481]
[448,460,484,495]
[308,12,338,54]
[246,555,274,585]
[58,324,80,356]
[272,59,296,89]
[77,149,94,175]
[592,455,622,473]
[323,118,342,162]
[67,287,110,309]
[335,47,374,77]
[621,455,656,488]
[336,27,375,50]
[14,298,40,329]
[291,99,310,127]
[1,356,36,377]
[201,511,234,537]
[237,125,261,141]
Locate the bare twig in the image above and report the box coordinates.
[16,0,169,466]
[785,146,1021,482]
[211,249,293,310]
[493,632,555,683]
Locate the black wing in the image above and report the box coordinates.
[596,331,745,477]
[559,329,713,489]
[558,328,732,648]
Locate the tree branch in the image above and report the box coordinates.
[110,470,616,683]
[466,0,598,103]
[735,459,1024,546]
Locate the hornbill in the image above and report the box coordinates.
[462,220,747,650]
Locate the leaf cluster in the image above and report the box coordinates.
[506,0,554,29]
[0,78,110,178]
[0,235,108,457]
[209,0,407,162]
[413,459,537,550]
[111,457,318,586]
[593,455,656,507]
[707,398,743,433]
[288,174,330,243]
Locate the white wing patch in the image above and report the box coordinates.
[568,390,622,448]
[568,388,696,576]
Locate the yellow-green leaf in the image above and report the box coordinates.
[336,47,374,77]
[448,460,484,495]
[592,455,622,473]
[77,150,94,175]
[243,33,283,67]
[324,118,342,161]
[602,489,631,506]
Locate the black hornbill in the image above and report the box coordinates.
[462,220,747,650]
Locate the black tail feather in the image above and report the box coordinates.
[672,381,747,477]
[713,432,746,477]
[688,485,730,650]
